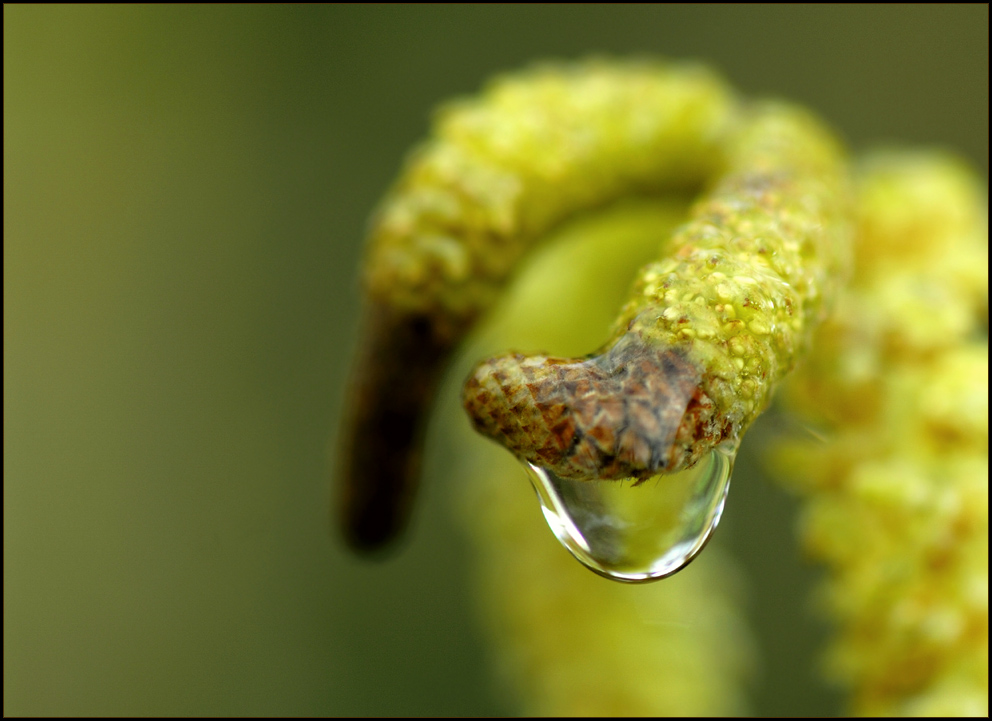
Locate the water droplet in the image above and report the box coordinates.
[524,443,737,583]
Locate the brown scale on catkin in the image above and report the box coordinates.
[338,59,851,550]
[462,339,712,482]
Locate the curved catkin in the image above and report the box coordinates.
[340,60,740,549]
[463,104,851,481]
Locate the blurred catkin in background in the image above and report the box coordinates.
[4,5,987,716]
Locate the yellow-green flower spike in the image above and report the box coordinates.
[340,60,740,550]
[339,60,853,551]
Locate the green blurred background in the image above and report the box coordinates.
[4,5,987,716]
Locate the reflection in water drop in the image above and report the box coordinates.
[525,443,737,583]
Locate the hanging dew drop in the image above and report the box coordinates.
[524,442,737,582]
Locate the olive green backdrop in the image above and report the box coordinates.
[4,5,987,716]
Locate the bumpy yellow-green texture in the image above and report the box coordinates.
[460,100,852,483]
[611,102,852,463]
[364,60,737,337]
[770,153,988,715]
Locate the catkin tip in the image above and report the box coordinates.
[462,333,727,480]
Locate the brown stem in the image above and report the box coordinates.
[336,303,455,552]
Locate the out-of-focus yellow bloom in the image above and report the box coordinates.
[772,153,988,716]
